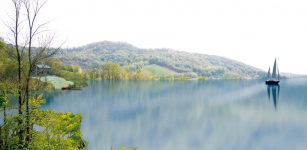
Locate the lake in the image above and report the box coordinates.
[43,79,307,150]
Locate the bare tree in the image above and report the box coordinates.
[8,0,25,147]
[8,0,59,148]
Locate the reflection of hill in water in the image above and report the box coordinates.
[82,80,264,102]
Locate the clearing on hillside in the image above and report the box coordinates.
[142,64,178,77]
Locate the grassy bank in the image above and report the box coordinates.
[38,76,74,89]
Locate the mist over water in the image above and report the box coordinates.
[43,79,307,150]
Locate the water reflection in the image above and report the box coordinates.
[266,85,280,110]
[44,79,307,150]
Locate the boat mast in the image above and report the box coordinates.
[267,67,271,79]
[272,59,277,79]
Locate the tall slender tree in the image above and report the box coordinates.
[7,0,58,148]
[8,0,25,147]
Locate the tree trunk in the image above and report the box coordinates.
[14,7,24,148]
[25,22,33,149]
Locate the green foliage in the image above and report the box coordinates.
[100,62,127,80]
[133,70,151,80]
[0,95,86,149]
[149,77,158,80]
[32,97,85,149]
[197,77,206,80]
[159,75,174,81]
[178,76,188,81]
[0,41,18,81]
[142,64,177,77]
[110,145,137,150]
[85,62,196,81]
[0,91,8,107]
[31,109,85,149]
[47,59,87,87]
[168,76,175,81]
[0,41,86,149]
[133,70,142,80]
[118,147,137,150]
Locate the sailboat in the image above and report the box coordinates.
[265,59,280,85]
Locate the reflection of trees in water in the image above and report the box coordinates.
[267,85,280,110]
[43,90,65,105]
[87,80,263,106]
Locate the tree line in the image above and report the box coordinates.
[47,59,88,87]
[84,62,205,81]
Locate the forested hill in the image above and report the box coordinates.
[58,41,265,79]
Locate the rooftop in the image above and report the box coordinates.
[36,64,51,69]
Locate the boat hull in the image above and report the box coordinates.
[265,80,280,85]
[61,86,81,90]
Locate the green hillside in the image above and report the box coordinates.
[142,64,178,77]
[58,41,265,79]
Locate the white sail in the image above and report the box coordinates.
[278,67,280,80]
[267,67,271,79]
[272,59,277,79]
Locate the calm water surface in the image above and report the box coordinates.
[43,79,307,150]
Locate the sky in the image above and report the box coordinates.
[1,0,307,74]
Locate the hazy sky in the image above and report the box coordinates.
[1,0,307,74]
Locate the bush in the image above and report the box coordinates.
[197,77,206,80]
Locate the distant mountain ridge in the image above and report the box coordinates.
[58,41,265,79]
